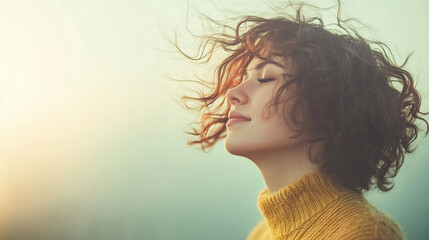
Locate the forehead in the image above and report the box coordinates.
[247,41,286,69]
[246,54,287,73]
[247,56,285,70]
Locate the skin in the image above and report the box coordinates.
[224,49,324,194]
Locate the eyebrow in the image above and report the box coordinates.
[244,59,285,76]
[255,59,284,70]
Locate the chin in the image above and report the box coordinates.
[224,138,246,156]
[224,138,262,158]
[224,142,240,156]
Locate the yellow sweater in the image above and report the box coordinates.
[246,170,406,240]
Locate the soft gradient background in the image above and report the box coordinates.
[0,0,428,239]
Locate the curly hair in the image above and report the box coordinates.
[173,3,429,194]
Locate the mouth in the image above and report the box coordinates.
[226,117,250,127]
[227,110,251,127]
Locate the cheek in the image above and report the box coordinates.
[257,83,290,121]
[257,95,279,121]
[258,99,288,127]
[256,99,299,143]
[261,114,290,140]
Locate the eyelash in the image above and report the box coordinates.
[257,78,275,84]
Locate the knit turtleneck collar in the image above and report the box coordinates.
[257,170,356,236]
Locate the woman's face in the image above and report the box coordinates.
[224,55,307,158]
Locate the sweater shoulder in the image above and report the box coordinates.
[246,219,269,240]
[326,193,406,240]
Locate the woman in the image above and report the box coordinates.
[174,2,428,239]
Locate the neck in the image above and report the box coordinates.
[247,142,322,194]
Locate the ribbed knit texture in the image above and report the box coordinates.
[247,170,406,240]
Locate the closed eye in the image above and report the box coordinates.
[257,78,276,83]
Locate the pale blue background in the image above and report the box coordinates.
[0,0,428,239]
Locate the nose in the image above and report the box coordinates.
[226,83,248,105]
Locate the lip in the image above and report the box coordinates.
[226,118,250,127]
[228,111,251,121]
[226,111,251,127]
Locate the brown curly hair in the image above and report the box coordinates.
[173,3,429,194]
